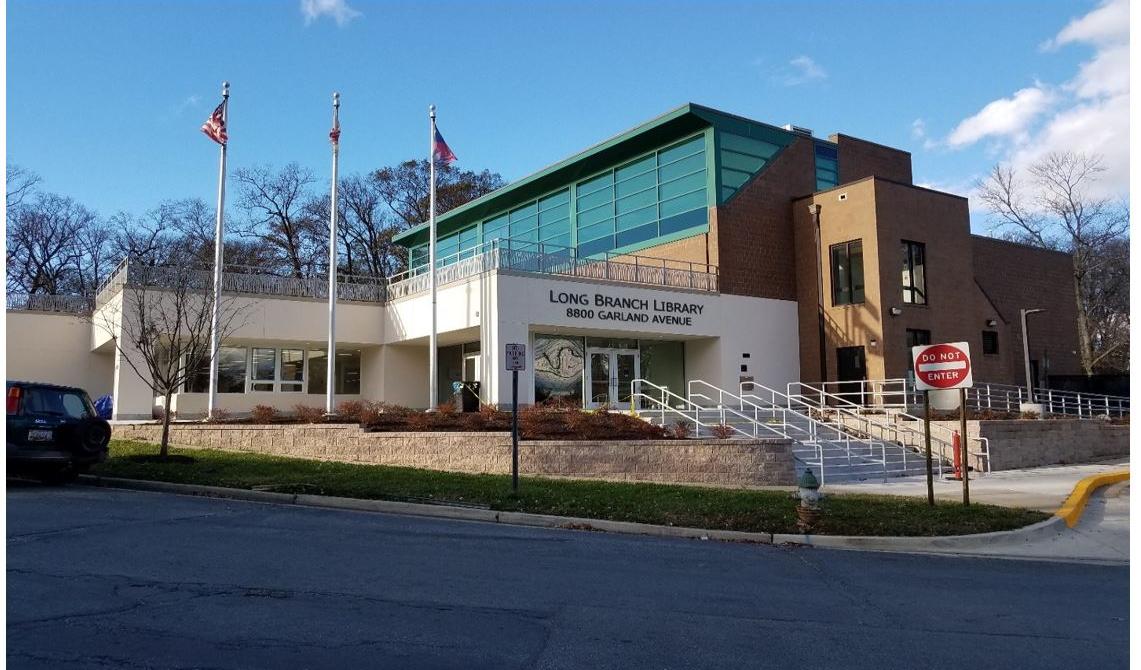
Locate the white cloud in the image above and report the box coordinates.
[946,86,1056,147]
[771,55,827,86]
[301,0,361,27]
[941,0,1128,198]
[1041,0,1128,50]
[174,94,201,115]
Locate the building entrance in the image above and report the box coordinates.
[585,348,640,409]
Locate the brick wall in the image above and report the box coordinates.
[831,133,913,184]
[971,236,1082,381]
[713,136,816,300]
[113,424,796,487]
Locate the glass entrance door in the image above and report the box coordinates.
[585,348,639,409]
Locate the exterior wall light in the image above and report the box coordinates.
[869,338,878,348]
[890,307,902,316]
[986,319,997,327]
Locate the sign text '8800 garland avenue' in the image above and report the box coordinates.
[548,290,704,327]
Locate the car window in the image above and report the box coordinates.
[21,388,93,419]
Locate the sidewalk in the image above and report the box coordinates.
[825,459,1130,512]
[825,461,1129,564]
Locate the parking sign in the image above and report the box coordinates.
[505,343,526,371]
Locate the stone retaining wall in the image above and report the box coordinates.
[839,415,1129,471]
[112,423,796,487]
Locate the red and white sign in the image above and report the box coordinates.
[911,342,973,391]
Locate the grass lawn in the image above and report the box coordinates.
[93,440,1050,537]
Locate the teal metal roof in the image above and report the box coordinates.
[393,103,812,247]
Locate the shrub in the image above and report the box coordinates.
[406,411,431,431]
[671,419,693,439]
[358,402,383,426]
[435,402,457,415]
[293,404,326,424]
[250,405,278,424]
[710,423,736,439]
[335,400,365,422]
[207,408,232,423]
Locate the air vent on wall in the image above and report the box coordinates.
[838,193,848,201]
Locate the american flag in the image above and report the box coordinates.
[329,118,341,145]
[433,127,456,164]
[201,101,227,145]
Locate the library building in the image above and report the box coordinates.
[7,103,1081,419]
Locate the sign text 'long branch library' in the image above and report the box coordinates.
[548,290,704,326]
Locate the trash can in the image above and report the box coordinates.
[460,381,481,412]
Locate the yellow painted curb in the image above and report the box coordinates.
[1055,470,1130,528]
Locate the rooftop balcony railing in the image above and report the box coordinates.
[59,238,719,311]
[385,238,719,300]
[94,258,387,308]
[6,293,95,315]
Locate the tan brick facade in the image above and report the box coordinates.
[792,177,1081,385]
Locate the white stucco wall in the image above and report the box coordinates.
[486,273,801,407]
[5,311,114,398]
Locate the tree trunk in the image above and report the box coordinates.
[1073,264,1095,377]
[160,390,173,460]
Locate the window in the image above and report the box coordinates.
[251,348,276,392]
[906,329,931,349]
[307,350,361,395]
[280,349,305,392]
[902,240,927,305]
[982,330,999,355]
[814,144,839,191]
[217,347,247,393]
[830,240,865,306]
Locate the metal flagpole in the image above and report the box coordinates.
[326,92,341,415]
[428,104,438,411]
[207,81,229,420]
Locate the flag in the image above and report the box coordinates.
[329,117,341,145]
[201,100,227,145]
[433,127,456,164]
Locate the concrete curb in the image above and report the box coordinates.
[1054,469,1130,528]
[76,474,1072,554]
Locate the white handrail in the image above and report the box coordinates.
[789,381,986,474]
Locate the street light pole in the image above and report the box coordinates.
[1020,308,1046,398]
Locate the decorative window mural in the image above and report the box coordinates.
[534,335,584,404]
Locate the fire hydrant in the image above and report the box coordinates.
[796,469,822,533]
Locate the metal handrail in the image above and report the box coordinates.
[94,257,388,306]
[630,379,757,440]
[762,381,945,477]
[684,379,895,485]
[788,381,987,474]
[795,378,913,409]
[386,237,720,300]
[963,381,1129,418]
[6,293,95,314]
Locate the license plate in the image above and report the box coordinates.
[27,429,53,442]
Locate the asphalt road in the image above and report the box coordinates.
[6,483,1129,669]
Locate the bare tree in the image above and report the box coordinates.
[336,174,407,277]
[233,163,324,278]
[6,164,41,215]
[976,152,1129,375]
[373,159,504,226]
[6,192,94,295]
[90,264,244,458]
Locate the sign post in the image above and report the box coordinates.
[911,341,974,507]
[504,343,526,493]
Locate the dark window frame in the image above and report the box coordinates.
[982,330,999,355]
[901,239,927,305]
[906,329,931,349]
[829,239,865,306]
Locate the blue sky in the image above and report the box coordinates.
[5,0,1129,231]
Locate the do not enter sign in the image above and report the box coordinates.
[912,342,973,391]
